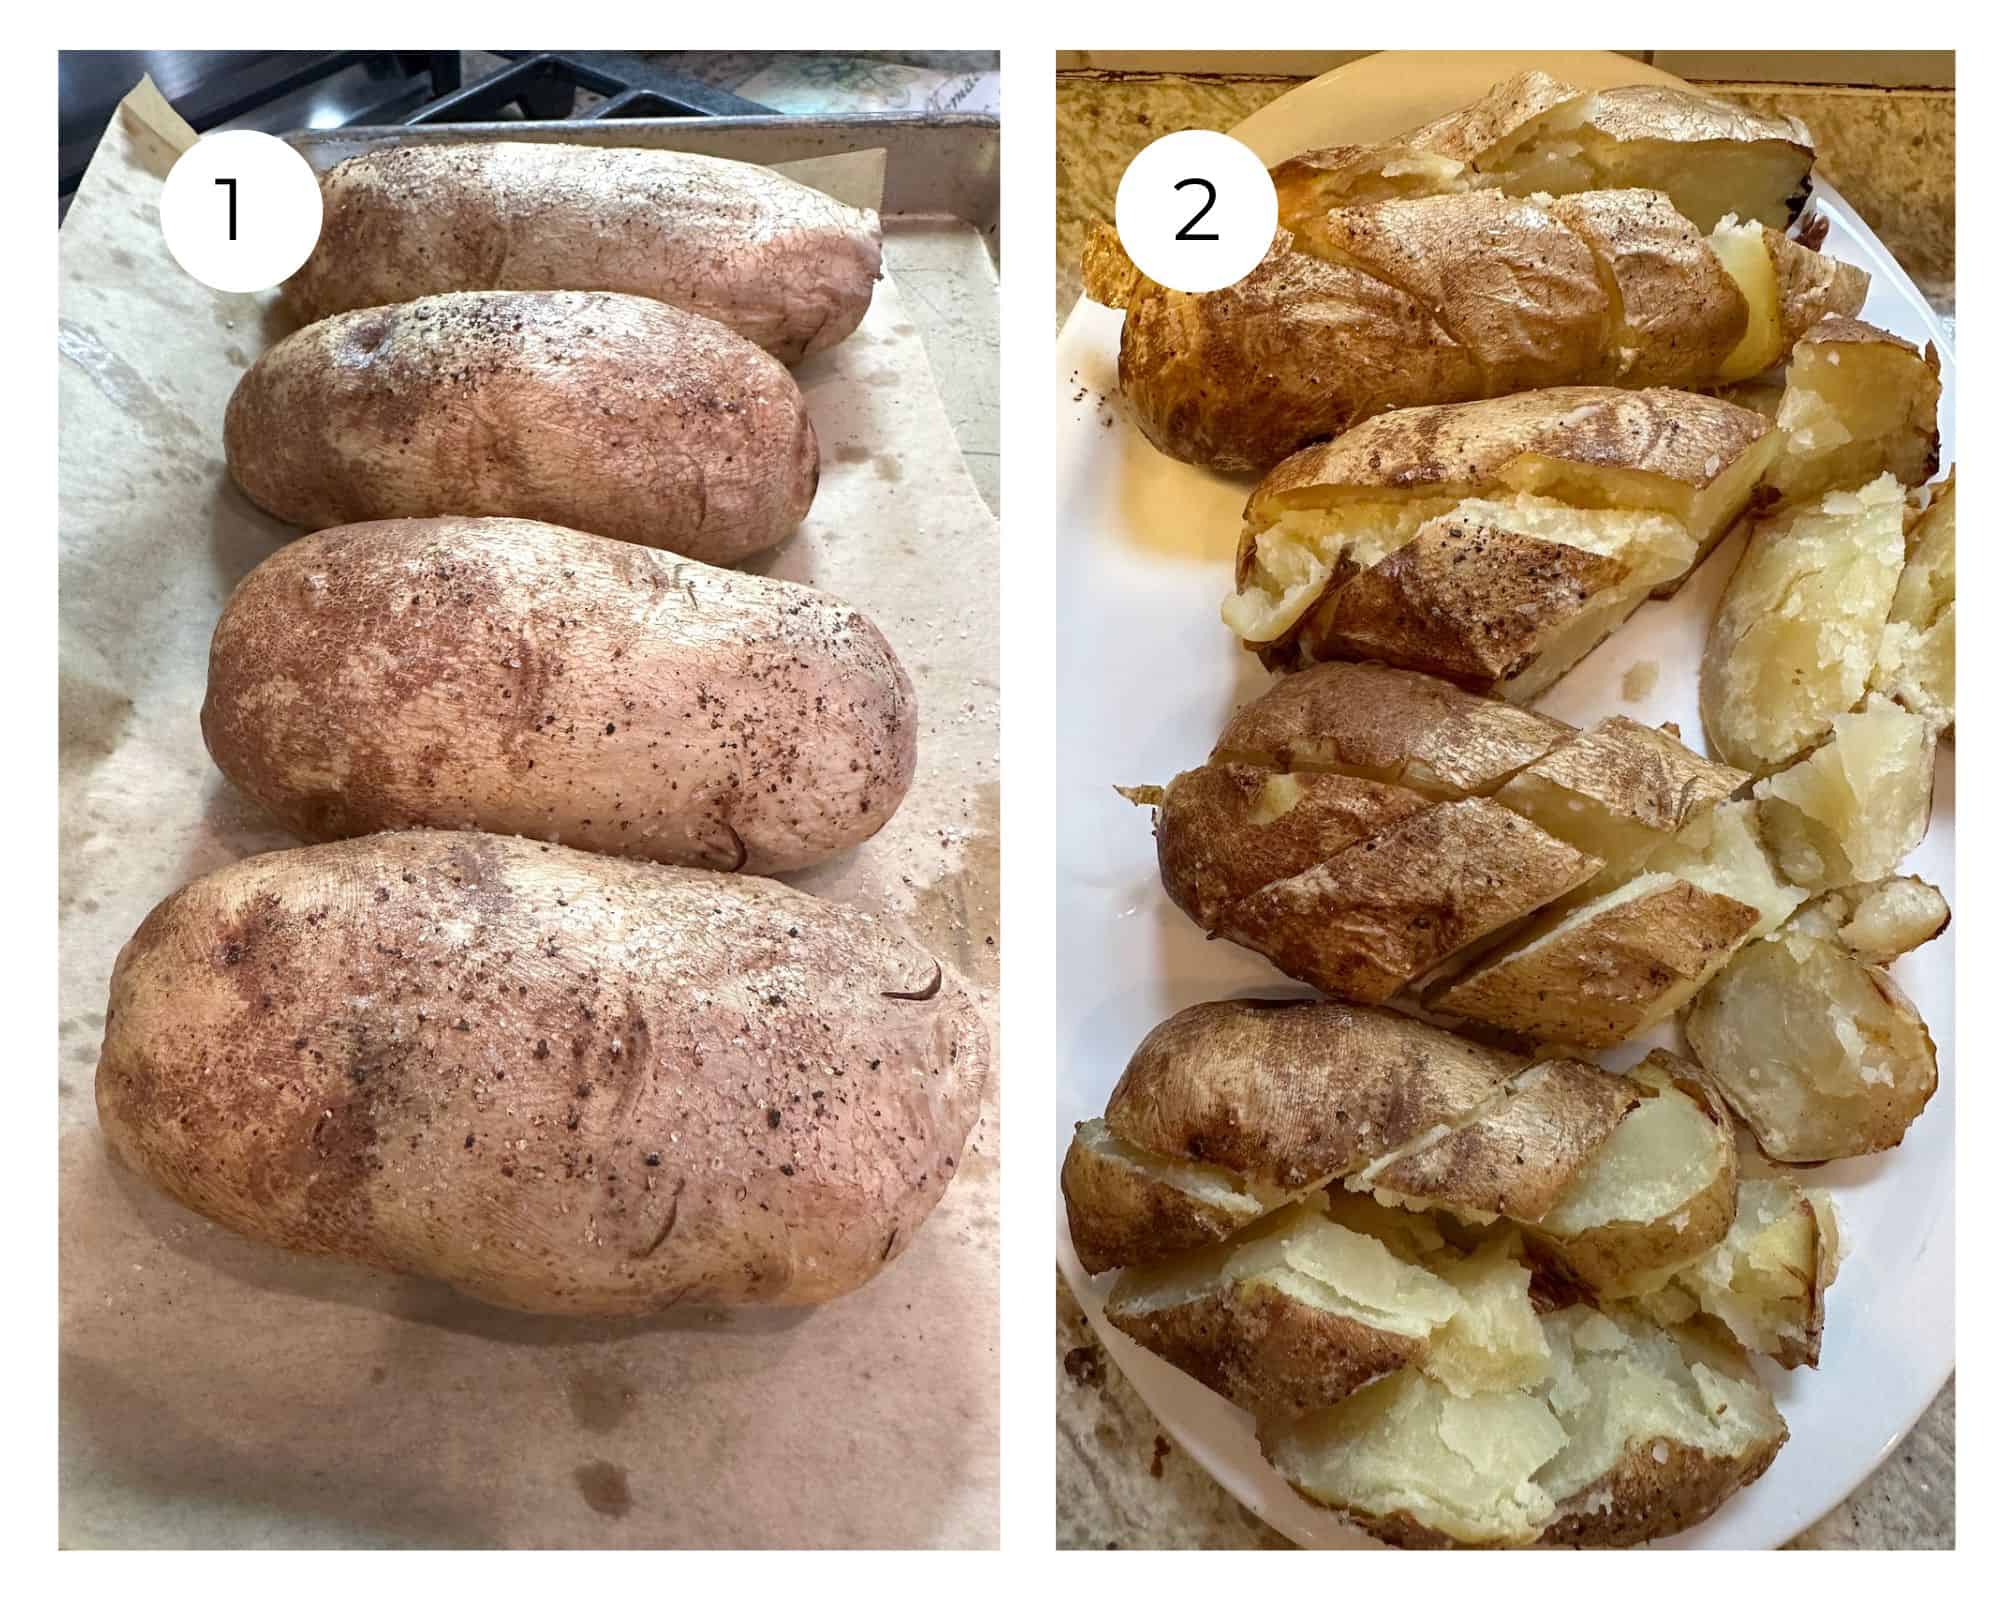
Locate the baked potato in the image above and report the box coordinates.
[1100,196,1861,474]
[1269,70,1813,232]
[1686,879,1942,1163]
[201,517,915,874]
[1872,472,1956,733]
[1131,664,1758,1035]
[1624,1177,1841,1369]
[1752,695,1936,892]
[95,832,987,1314]
[1262,1305,1786,1549]
[225,290,818,565]
[1763,319,1942,503]
[283,141,883,363]
[1226,388,1780,694]
[1700,474,1908,774]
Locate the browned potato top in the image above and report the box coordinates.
[284,142,882,363]
[224,290,818,564]
[201,518,916,874]
[95,833,987,1315]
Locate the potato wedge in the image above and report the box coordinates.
[1872,472,1956,733]
[1230,388,1779,693]
[1792,876,1950,962]
[1701,474,1907,773]
[1527,1054,1738,1292]
[1625,1178,1841,1369]
[1753,695,1936,892]
[1062,1119,1277,1276]
[1767,320,1942,502]
[1686,911,1939,1162]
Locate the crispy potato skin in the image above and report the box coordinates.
[201,518,915,874]
[225,291,818,564]
[1106,1278,1421,1422]
[94,833,986,1315]
[1119,193,1817,474]
[283,143,882,363]
[1102,1000,1527,1193]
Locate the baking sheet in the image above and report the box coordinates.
[1053,50,1953,1552]
[59,82,999,1550]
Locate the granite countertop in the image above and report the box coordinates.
[1054,68,1955,1552]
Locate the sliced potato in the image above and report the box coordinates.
[1626,1178,1840,1369]
[1634,797,1808,937]
[1753,695,1936,892]
[1792,876,1950,962]
[1871,472,1955,732]
[1685,918,1938,1162]
[1531,1308,1787,1547]
[1768,320,1942,502]
[1528,1054,1737,1292]
[1103,1203,1463,1420]
[1426,1235,1554,1397]
[1061,1119,1279,1275]
[1700,473,1907,773]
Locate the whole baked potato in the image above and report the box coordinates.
[224,290,818,564]
[95,832,988,1314]
[201,517,916,873]
[283,142,883,363]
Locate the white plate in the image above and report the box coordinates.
[1054,50,1955,1551]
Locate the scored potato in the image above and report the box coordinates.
[1061,1119,1278,1276]
[1753,695,1937,892]
[1229,388,1779,693]
[1700,473,1907,773]
[1686,911,1938,1163]
[1872,473,1956,733]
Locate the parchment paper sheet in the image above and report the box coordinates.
[58,85,999,1550]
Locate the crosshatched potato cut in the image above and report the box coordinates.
[200,518,916,874]
[1228,387,1779,694]
[94,832,987,1315]
[224,290,818,565]
[282,142,883,363]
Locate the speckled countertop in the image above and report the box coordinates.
[1054,69,1955,1552]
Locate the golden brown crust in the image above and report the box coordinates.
[224,290,817,564]
[1213,799,1603,1002]
[1247,385,1773,512]
[1101,1000,1530,1192]
[284,141,882,362]
[1080,220,1143,309]
[1289,516,1631,692]
[1425,881,1762,1050]
[1766,228,1871,344]
[94,832,986,1315]
[1106,1277,1422,1422]
[1213,662,1571,798]
[1152,764,1430,929]
[1060,1134,1252,1275]
[1369,1059,1640,1224]
[201,518,915,874]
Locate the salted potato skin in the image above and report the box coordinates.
[283,143,882,363]
[201,518,916,874]
[225,291,819,565]
[95,833,987,1315]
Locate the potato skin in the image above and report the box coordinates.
[94,833,987,1315]
[200,518,915,874]
[224,291,818,564]
[283,143,883,363]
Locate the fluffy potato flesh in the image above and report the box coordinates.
[1872,474,1955,731]
[1634,797,1807,937]
[1769,326,1942,502]
[1753,695,1936,892]
[1686,923,1938,1162]
[1793,876,1950,962]
[1629,1178,1840,1368]
[1708,218,1785,382]
[1701,474,1907,772]
[1264,1305,1785,1548]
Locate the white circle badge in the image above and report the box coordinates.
[159,129,324,294]
[1114,129,1277,295]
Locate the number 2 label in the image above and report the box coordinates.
[1113,131,1277,295]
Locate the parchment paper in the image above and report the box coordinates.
[58,82,999,1550]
